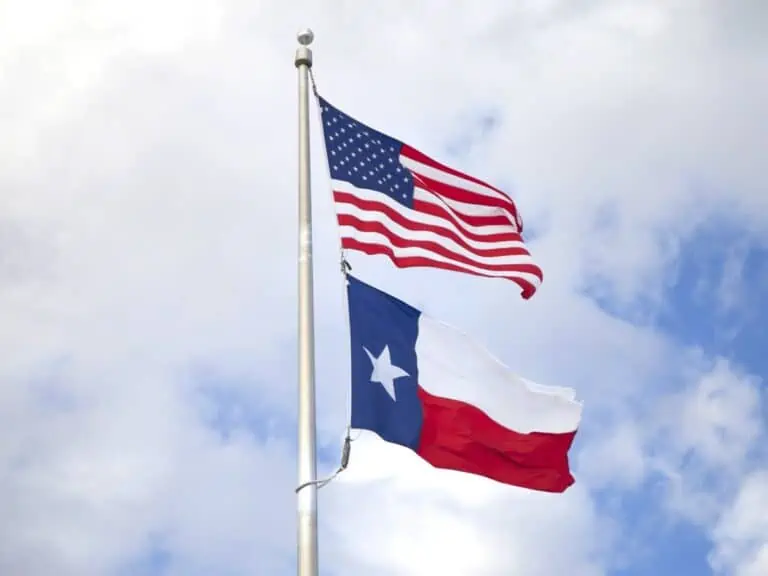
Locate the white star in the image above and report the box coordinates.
[363,345,409,400]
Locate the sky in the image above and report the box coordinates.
[0,0,766,575]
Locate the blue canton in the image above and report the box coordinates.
[319,97,415,208]
[346,275,423,450]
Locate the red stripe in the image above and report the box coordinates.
[340,230,539,276]
[341,238,539,299]
[333,191,521,244]
[413,172,519,226]
[415,386,577,493]
[336,214,529,260]
[414,198,511,229]
[401,144,511,201]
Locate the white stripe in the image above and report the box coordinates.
[400,155,513,206]
[414,187,517,225]
[415,315,582,434]
[336,200,527,253]
[338,227,542,286]
[333,180,516,239]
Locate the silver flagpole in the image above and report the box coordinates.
[295,28,319,576]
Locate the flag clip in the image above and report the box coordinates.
[294,432,352,494]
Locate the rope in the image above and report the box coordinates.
[309,68,319,97]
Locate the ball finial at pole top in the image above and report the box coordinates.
[297,28,314,46]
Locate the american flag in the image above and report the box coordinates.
[318,97,543,299]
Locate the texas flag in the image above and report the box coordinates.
[347,275,583,493]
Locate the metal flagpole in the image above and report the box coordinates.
[295,28,320,576]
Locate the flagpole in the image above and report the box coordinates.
[295,28,320,576]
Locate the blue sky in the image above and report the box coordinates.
[658,226,768,372]
[582,224,768,576]
[0,1,766,575]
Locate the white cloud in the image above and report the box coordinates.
[0,0,766,574]
[577,421,647,490]
[322,434,608,576]
[710,470,768,576]
[648,359,765,527]
[672,360,762,470]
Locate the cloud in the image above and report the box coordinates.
[649,359,764,525]
[0,0,765,574]
[323,433,608,576]
[710,470,768,576]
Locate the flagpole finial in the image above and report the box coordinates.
[295,29,314,68]
[297,28,314,46]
